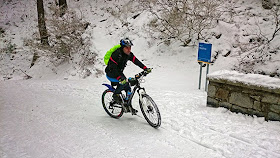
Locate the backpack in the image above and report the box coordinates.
[104,44,121,65]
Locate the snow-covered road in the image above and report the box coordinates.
[1,79,280,158]
[1,0,280,157]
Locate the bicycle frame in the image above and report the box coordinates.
[127,82,146,107]
[102,72,147,108]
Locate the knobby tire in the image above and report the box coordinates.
[102,89,124,119]
[139,94,161,128]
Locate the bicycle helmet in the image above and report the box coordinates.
[120,38,133,47]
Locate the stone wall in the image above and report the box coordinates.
[207,70,280,121]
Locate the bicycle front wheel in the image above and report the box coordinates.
[139,94,161,128]
[102,89,124,118]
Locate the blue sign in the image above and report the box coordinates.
[198,43,212,63]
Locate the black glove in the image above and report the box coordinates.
[128,77,135,82]
[144,68,152,74]
[128,77,136,86]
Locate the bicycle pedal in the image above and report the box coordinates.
[130,107,138,115]
[123,105,130,113]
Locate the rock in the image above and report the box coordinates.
[262,0,273,9]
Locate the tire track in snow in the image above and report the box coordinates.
[1,80,203,157]
[2,80,279,158]
[151,89,280,158]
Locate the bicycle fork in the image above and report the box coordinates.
[137,87,146,103]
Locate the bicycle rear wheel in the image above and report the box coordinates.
[139,94,161,128]
[102,89,124,118]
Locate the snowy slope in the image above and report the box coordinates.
[1,0,280,158]
[1,77,280,158]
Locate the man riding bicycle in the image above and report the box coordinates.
[105,38,151,114]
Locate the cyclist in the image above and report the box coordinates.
[105,38,151,114]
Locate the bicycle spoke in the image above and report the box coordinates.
[146,111,157,123]
[140,95,160,127]
[111,108,115,114]
[102,90,124,118]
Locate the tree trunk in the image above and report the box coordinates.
[37,0,49,45]
[59,0,68,17]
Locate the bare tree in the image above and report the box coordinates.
[140,0,222,46]
[37,0,49,45]
[234,2,280,75]
[268,4,280,43]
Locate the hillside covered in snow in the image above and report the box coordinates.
[1,0,280,158]
[0,0,280,80]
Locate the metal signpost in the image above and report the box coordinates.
[198,42,212,91]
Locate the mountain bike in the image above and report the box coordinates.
[101,70,161,128]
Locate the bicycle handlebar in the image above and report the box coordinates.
[135,68,152,79]
[126,69,152,86]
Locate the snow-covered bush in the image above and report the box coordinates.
[25,5,97,74]
[139,0,223,46]
[0,27,4,37]
[0,28,16,56]
[46,5,93,65]
[262,0,273,9]
[0,40,17,58]
[233,3,280,77]
[104,0,141,30]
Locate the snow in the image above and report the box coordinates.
[208,70,280,89]
[1,0,280,158]
[2,78,280,158]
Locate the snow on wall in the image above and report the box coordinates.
[207,70,280,121]
[208,70,280,90]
